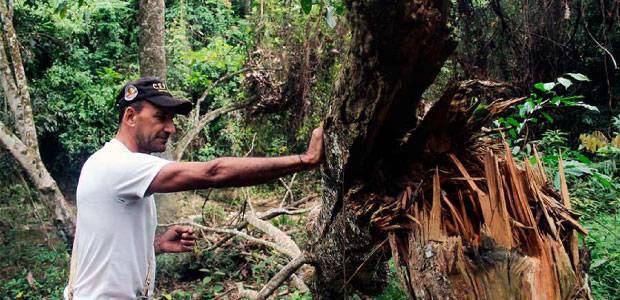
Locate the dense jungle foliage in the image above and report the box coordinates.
[0,0,618,299]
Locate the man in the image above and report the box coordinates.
[65,77,324,299]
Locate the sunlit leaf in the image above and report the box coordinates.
[543,82,556,91]
[557,77,572,89]
[566,72,590,81]
[563,160,593,176]
[575,102,599,112]
[590,258,608,269]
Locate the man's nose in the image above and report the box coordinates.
[165,120,176,134]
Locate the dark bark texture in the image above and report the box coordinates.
[138,0,167,81]
[308,0,455,298]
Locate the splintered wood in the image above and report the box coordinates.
[357,142,590,300]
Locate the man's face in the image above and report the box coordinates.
[134,101,176,153]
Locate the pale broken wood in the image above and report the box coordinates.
[384,142,589,299]
[482,150,513,248]
[558,152,580,272]
[245,212,301,258]
[429,168,444,242]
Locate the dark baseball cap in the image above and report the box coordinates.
[116,77,192,115]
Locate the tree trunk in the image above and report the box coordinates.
[0,122,75,241]
[243,0,252,16]
[138,0,166,80]
[308,0,454,297]
[0,1,75,242]
[307,0,589,299]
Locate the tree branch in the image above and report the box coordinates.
[278,173,297,208]
[193,67,253,123]
[0,120,74,240]
[245,211,301,258]
[173,96,258,161]
[239,253,313,300]
[188,221,293,256]
[207,196,318,251]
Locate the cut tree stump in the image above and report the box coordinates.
[301,0,590,298]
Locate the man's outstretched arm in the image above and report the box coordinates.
[147,126,324,194]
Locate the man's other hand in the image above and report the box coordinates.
[301,124,324,167]
[154,226,196,254]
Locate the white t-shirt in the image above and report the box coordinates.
[64,138,170,299]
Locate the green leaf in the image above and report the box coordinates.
[525,143,532,155]
[506,117,520,127]
[534,82,546,92]
[202,276,212,284]
[571,152,592,164]
[543,82,556,91]
[556,77,572,89]
[212,284,224,293]
[55,1,69,18]
[561,95,585,101]
[300,0,313,14]
[508,128,517,139]
[472,103,489,119]
[592,173,613,188]
[541,112,554,123]
[563,160,593,176]
[566,73,590,81]
[534,82,556,92]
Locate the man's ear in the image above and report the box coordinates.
[124,107,137,127]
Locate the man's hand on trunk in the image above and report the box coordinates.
[300,124,324,167]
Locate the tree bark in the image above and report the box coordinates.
[0,1,75,241]
[0,1,37,150]
[307,0,455,297]
[138,0,167,80]
[306,0,588,299]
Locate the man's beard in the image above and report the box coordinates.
[137,132,169,153]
